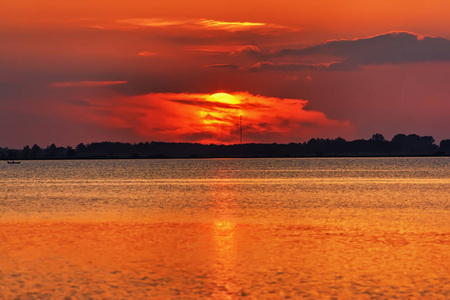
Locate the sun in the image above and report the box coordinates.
[201,93,241,126]
[207,93,240,105]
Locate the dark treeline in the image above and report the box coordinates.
[1,134,450,159]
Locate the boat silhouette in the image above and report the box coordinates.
[7,161,21,164]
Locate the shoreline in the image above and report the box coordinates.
[2,153,449,161]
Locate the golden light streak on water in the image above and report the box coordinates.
[211,221,237,299]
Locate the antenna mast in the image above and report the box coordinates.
[240,115,243,144]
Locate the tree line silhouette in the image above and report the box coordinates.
[1,134,449,159]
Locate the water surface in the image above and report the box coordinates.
[0,158,449,298]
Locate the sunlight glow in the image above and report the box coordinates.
[201,93,242,126]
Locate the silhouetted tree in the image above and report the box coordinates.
[440,139,450,153]
[22,145,31,158]
[66,146,76,158]
[391,133,407,144]
[30,144,42,158]
[8,149,19,159]
[45,144,57,158]
[76,143,86,152]
[371,133,385,141]
[392,134,436,153]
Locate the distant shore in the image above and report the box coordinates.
[1,134,449,160]
[2,153,449,161]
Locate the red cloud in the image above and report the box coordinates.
[62,92,355,144]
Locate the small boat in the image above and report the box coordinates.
[7,161,21,164]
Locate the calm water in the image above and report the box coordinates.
[0,157,449,298]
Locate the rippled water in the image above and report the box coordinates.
[0,157,449,298]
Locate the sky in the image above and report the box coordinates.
[1,0,450,148]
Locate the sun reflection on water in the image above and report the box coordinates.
[208,163,241,298]
[212,220,237,298]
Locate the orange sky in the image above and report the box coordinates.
[1,0,450,146]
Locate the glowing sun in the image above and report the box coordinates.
[201,93,241,126]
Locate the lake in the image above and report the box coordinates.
[0,157,449,298]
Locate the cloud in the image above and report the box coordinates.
[137,51,157,57]
[50,81,127,88]
[197,19,267,32]
[65,99,97,107]
[204,64,240,70]
[248,62,330,72]
[117,18,185,28]
[168,98,240,110]
[276,31,450,70]
[61,92,354,144]
[116,18,294,33]
[187,47,231,54]
[230,45,261,56]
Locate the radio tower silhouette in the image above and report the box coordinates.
[240,115,243,144]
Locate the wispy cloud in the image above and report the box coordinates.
[137,51,157,57]
[230,45,261,56]
[249,62,330,72]
[50,81,127,88]
[116,18,294,33]
[117,18,185,28]
[186,46,233,55]
[204,64,240,70]
[196,19,267,32]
